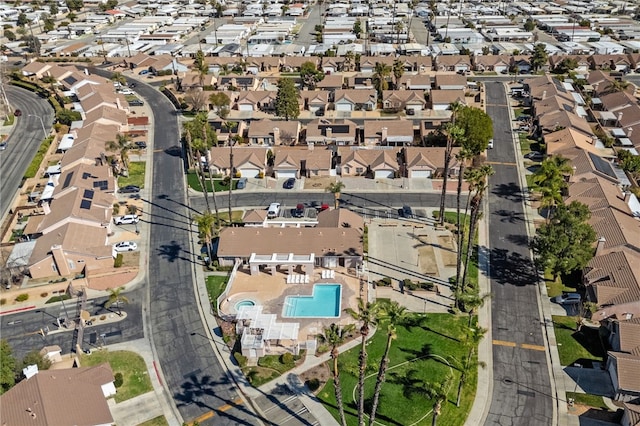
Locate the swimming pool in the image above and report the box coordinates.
[282,284,342,318]
[235,300,256,310]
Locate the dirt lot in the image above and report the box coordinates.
[304,176,336,190]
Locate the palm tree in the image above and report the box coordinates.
[344,51,355,72]
[459,289,490,327]
[105,133,131,175]
[455,326,486,407]
[202,123,220,226]
[195,212,216,266]
[392,59,404,89]
[224,121,238,225]
[326,181,345,209]
[532,156,573,219]
[454,145,473,292]
[318,323,355,426]
[369,301,407,426]
[372,62,391,97]
[602,79,629,95]
[105,287,129,316]
[461,165,494,288]
[427,375,452,426]
[191,136,212,213]
[345,299,379,426]
[438,102,463,225]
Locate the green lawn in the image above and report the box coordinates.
[545,273,576,298]
[206,274,229,313]
[552,316,606,366]
[137,416,169,426]
[187,171,240,192]
[80,350,152,402]
[318,313,477,426]
[565,392,609,410]
[118,161,146,188]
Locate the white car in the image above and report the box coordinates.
[488,139,494,149]
[114,241,138,252]
[114,215,139,225]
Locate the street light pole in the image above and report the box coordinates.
[28,114,47,138]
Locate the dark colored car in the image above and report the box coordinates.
[119,185,140,194]
[399,205,413,218]
[236,177,247,189]
[14,109,22,117]
[315,108,325,116]
[292,203,305,218]
[128,99,144,107]
[283,178,296,189]
[135,141,147,149]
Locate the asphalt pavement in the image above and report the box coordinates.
[0,86,55,219]
[484,82,554,425]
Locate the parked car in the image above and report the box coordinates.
[119,185,140,194]
[283,178,296,189]
[552,292,582,305]
[399,205,413,218]
[267,203,281,219]
[114,215,140,225]
[128,99,144,107]
[236,177,247,189]
[315,108,325,117]
[114,241,138,252]
[135,141,147,149]
[292,203,305,218]
[0,142,6,151]
[139,69,149,75]
[525,151,544,161]
[488,139,494,149]
[14,109,22,117]
[406,108,416,116]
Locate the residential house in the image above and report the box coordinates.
[247,119,300,146]
[321,57,346,74]
[209,146,268,178]
[21,61,54,79]
[84,105,128,130]
[359,56,395,74]
[305,118,358,146]
[79,88,129,115]
[236,90,277,112]
[347,75,375,90]
[302,90,330,114]
[606,351,640,401]
[433,74,467,90]
[382,90,427,112]
[434,55,472,73]
[180,72,217,89]
[548,55,590,73]
[604,317,640,354]
[245,56,281,74]
[271,146,333,178]
[430,89,466,110]
[583,248,640,309]
[545,128,611,158]
[337,147,400,178]
[589,54,632,72]
[403,147,442,178]
[395,56,433,73]
[511,55,535,73]
[217,75,260,91]
[621,402,640,426]
[363,120,414,146]
[0,364,115,425]
[473,55,511,73]
[281,56,320,72]
[398,74,432,90]
[420,111,452,142]
[333,89,377,112]
[209,120,246,145]
[537,110,592,137]
[316,74,345,91]
[148,55,189,74]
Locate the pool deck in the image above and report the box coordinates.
[220,267,363,340]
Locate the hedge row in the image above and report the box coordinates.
[24,136,53,179]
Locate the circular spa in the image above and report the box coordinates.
[235,300,256,310]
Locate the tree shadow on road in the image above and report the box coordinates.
[156,240,198,264]
[487,247,538,286]
[491,182,526,203]
[493,209,526,224]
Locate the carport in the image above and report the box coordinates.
[247,253,315,276]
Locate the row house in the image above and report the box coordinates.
[305,119,358,146]
[271,146,333,178]
[382,90,427,113]
[246,119,300,146]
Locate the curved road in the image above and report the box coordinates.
[484,82,554,424]
[0,86,54,219]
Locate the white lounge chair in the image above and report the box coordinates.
[305,275,310,283]
[322,270,327,279]
[287,275,293,284]
[296,274,301,284]
[330,270,335,279]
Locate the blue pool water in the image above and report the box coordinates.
[282,284,342,318]
[235,300,256,310]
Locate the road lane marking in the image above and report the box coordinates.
[192,411,215,423]
[486,161,517,166]
[521,343,546,352]
[218,397,244,412]
[493,339,517,347]
[493,340,547,352]
[486,103,509,107]
[189,397,244,423]
[154,149,165,153]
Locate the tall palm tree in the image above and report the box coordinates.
[454,145,473,292]
[194,212,216,266]
[459,289,490,327]
[455,326,486,407]
[105,133,131,174]
[344,50,355,72]
[602,79,629,95]
[105,287,129,316]
[532,155,573,220]
[392,59,404,89]
[318,323,355,426]
[224,121,238,225]
[191,136,212,213]
[202,123,220,226]
[369,301,407,426]
[372,62,391,97]
[462,165,494,288]
[345,299,379,426]
[438,102,463,225]
[427,375,452,426]
[326,181,345,209]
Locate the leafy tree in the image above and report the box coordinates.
[343,50,355,72]
[110,71,126,85]
[0,339,16,394]
[345,299,379,426]
[456,106,493,152]
[194,212,216,266]
[194,49,206,72]
[19,350,51,373]
[481,46,490,55]
[372,62,391,97]
[56,109,82,125]
[105,133,131,173]
[554,57,578,74]
[209,92,230,119]
[98,0,117,11]
[183,112,216,146]
[353,20,362,38]
[603,79,630,95]
[326,181,345,209]
[17,13,29,27]
[524,19,535,31]
[369,302,407,426]
[300,61,324,89]
[42,14,55,32]
[530,43,548,71]
[275,78,299,121]
[318,323,355,426]
[49,2,59,15]
[67,12,77,21]
[532,202,597,279]
[185,88,208,112]
[105,286,129,316]
[65,0,83,11]
[392,59,404,89]
[23,35,41,54]
[4,29,16,41]
[617,149,640,179]
[532,155,573,218]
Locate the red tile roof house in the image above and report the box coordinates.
[271,146,333,178]
[0,364,115,426]
[209,146,268,178]
[337,147,401,178]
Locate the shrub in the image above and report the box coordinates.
[0,298,6,306]
[234,352,248,368]
[377,277,392,286]
[16,293,29,302]
[126,205,138,215]
[316,344,329,355]
[100,315,106,320]
[418,282,435,291]
[306,378,320,392]
[280,352,294,365]
[114,254,123,268]
[114,372,124,388]
[40,292,48,298]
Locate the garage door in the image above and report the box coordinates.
[276,170,297,179]
[239,168,260,178]
[375,170,394,178]
[238,104,253,112]
[335,103,353,112]
[411,170,432,178]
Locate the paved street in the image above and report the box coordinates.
[484,82,554,425]
[0,86,54,219]
[295,5,322,47]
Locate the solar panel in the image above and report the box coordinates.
[80,199,92,210]
[588,152,617,179]
[83,189,94,199]
[62,172,74,189]
[93,180,108,190]
[82,172,92,179]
